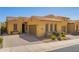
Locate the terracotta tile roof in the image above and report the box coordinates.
[44,15,70,19]
[7,17,29,21]
[7,17,18,20]
[68,20,79,23]
[44,15,55,18]
[6,15,70,22]
[31,16,63,21]
[68,20,75,23]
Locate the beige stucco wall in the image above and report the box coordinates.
[29,17,68,36]
[7,18,29,34]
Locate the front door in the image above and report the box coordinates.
[22,23,26,33]
[22,22,27,33]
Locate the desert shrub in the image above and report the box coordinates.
[56,32,60,37]
[10,31,13,35]
[51,34,56,40]
[51,32,60,40]
[0,37,3,44]
[18,32,22,34]
[51,32,66,41]
[60,32,66,40]
[52,32,60,37]
[61,32,65,37]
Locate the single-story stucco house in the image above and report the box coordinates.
[6,15,79,37]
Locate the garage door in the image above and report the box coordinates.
[67,23,75,33]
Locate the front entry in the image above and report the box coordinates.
[22,22,27,33]
[22,23,26,33]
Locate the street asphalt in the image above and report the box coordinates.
[50,44,79,52]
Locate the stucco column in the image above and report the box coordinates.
[53,24,55,32]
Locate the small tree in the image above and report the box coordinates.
[1,26,6,34]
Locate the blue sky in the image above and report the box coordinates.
[0,7,79,22]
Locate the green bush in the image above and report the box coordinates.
[51,32,66,41]
[1,26,6,34]
[60,32,66,40]
[18,32,22,34]
[61,32,65,37]
[0,37,3,44]
[56,32,60,37]
[51,34,56,40]
[51,32,60,40]
[10,31,13,35]
[52,32,60,37]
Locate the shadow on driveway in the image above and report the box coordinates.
[19,34,46,42]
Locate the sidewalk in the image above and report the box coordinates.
[0,39,79,52]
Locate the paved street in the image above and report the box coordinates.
[51,44,79,52]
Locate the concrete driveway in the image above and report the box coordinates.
[2,34,43,48]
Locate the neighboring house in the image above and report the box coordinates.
[6,15,79,37]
